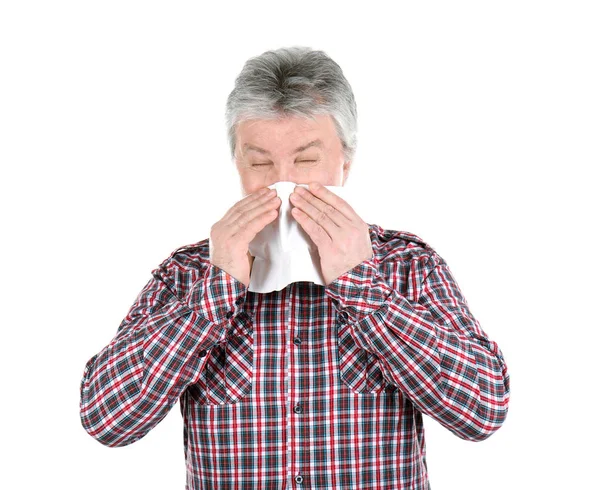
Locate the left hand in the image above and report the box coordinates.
[289,181,374,286]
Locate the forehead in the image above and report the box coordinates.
[236,114,338,154]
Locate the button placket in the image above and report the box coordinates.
[224,309,236,337]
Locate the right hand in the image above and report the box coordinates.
[209,187,281,287]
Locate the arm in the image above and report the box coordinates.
[325,251,510,442]
[79,251,247,447]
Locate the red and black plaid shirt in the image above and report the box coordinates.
[80,223,510,489]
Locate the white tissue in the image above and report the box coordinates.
[247,181,354,293]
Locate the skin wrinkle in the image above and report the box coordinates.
[234,114,351,196]
[243,139,325,156]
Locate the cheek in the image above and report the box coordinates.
[316,165,344,186]
[319,167,340,180]
[238,168,271,194]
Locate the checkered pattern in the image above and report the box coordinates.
[80,224,510,489]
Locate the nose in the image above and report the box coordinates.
[275,164,292,184]
[273,164,305,185]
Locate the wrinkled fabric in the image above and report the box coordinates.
[80,224,510,489]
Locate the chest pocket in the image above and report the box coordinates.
[188,312,254,406]
[336,317,388,395]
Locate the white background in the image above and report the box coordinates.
[1,1,598,488]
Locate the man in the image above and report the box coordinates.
[80,46,510,489]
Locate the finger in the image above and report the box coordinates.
[223,187,275,220]
[222,189,279,227]
[227,196,280,238]
[290,188,340,239]
[233,205,279,245]
[291,185,349,228]
[236,187,274,210]
[305,182,359,222]
[291,207,332,247]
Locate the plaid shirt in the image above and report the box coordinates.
[80,223,510,489]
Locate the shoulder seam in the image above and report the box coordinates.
[169,241,206,259]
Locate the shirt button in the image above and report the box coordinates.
[235,298,243,305]
[225,311,233,319]
[293,403,303,414]
[294,475,304,484]
[293,337,302,346]
[198,349,207,358]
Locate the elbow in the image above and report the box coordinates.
[460,412,508,442]
[440,400,509,442]
[462,360,511,442]
[80,402,141,448]
[456,390,510,442]
[79,367,143,447]
[80,413,140,448]
[446,406,508,442]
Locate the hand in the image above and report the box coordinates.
[289,182,374,286]
[209,187,281,287]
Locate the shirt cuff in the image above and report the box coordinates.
[186,263,249,326]
[324,257,394,324]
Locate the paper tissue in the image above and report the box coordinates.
[247,181,356,293]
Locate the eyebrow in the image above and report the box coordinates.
[243,139,324,156]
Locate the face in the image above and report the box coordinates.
[234,114,351,196]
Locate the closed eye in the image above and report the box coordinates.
[251,160,317,166]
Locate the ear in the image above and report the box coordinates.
[342,160,352,185]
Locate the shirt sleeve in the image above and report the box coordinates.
[79,255,248,447]
[324,252,510,442]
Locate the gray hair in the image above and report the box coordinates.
[225,46,358,162]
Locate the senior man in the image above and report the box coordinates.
[80,46,510,489]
